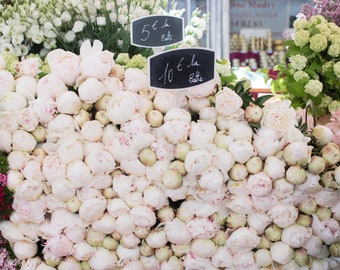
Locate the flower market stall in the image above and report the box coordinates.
[1,0,340,270]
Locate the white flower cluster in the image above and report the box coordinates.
[0,41,340,269]
[0,0,207,58]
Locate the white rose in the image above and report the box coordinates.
[78,77,107,104]
[261,100,297,134]
[214,87,243,116]
[46,48,80,86]
[123,68,149,93]
[268,203,298,228]
[36,73,68,100]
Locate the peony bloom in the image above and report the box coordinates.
[130,205,156,228]
[17,107,39,132]
[184,148,212,175]
[247,172,272,197]
[66,160,93,188]
[36,73,68,100]
[197,165,224,192]
[311,214,340,245]
[268,203,298,228]
[84,149,116,175]
[80,40,115,80]
[247,212,272,235]
[226,227,260,253]
[190,238,217,258]
[123,68,149,93]
[283,141,310,166]
[43,234,74,257]
[46,48,80,85]
[12,240,38,260]
[12,129,37,152]
[0,92,27,112]
[270,241,294,265]
[31,96,57,125]
[164,218,192,245]
[56,91,82,114]
[17,57,40,77]
[261,100,296,134]
[88,247,118,270]
[281,224,313,248]
[79,196,107,223]
[78,77,107,104]
[214,87,243,116]
[0,70,15,94]
[15,76,37,101]
[253,127,284,158]
[227,195,254,214]
[228,139,255,163]
[263,155,286,179]
[106,91,138,124]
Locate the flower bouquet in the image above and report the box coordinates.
[0,38,339,269]
[271,14,340,117]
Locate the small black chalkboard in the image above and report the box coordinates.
[148,48,215,89]
[131,15,184,47]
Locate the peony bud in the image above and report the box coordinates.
[311,125,333,146]
[191,238,218,258]
[270,241,294,265]
[162,168,182,189]
[31,126,47,143]
[139,147,157,166]
[296,214,313,227]
[226,212,247,229]
[229,163,248,181]
[146,109,163,127]
[95,110,110,125]
[245,103,263,122]
[155,246,173,262]
[321,143,340,165]
[257,236,271,249]
[245,156,263,174]
[254,249,272,267]
[294,248,309,267]
[308,156,327,175]
[264,224,282,242]
[86,228,105,247]
[213,131,233,149]
[213,230,227,246]
[298,198,317,215]
[174,142,191,161]
[66,196,81,213]
[286,165,307,185]
[316,207,332,220]
[329,242,340,257]
[157,206,175,223]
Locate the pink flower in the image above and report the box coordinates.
[0,173,7,186]
[123,68,149,93]
[312,214,340,245]
[187,217,220,239]
[47,49,80,86]
[36,74,68,100]
[17,107,39,132]
[268,203,299,228]
[226,227,260,253]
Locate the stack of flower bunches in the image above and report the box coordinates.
[0,40,340,270]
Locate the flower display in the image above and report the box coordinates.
[0,39,339,269]
[271,14,340,117]
[0,0,207,58]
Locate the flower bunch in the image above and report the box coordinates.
[272,14,340,117]
[0,0,208,58]
[0,40,340,269]
[300,0,340,26]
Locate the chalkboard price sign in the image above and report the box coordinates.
[131,15,184,47]
[148,48,215,89]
